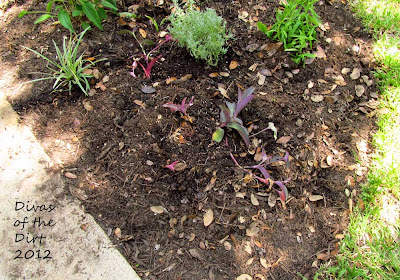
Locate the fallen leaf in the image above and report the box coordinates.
[355,85,365,97]
[64,172,77,179]
[174,162,187,171]
[260,42,283,56]
[309,195,324,202]
[311,95,324,102]
[257,72,266,85]
[246,258,254,266]
[248,63,258,71]
[246,223,260,237]
[317,253,329,261]
[326,155,333,166]
[83,100,93,111]
[141,86,156,93]
[139,28,147,38]
[334,75,347,86]
[189,248,204,260]
[341,68,351,75]
[166,77,177,85]
[217,83,229,99]
[180,74,192,81]
[260,68,272,77]
[150,205,165,214]
[276,136,291,144]
[209,72,219,78]
[236,274,252,280]
[229,60,238,70]
[134,99,146,109]
[219,72,230,77]
[335,233,345,239]
[204,209,214,227]
[223,241,232,251]
[268,194,277,207]
[189,233,196,242]
[315,45,326,59]
[350,68,361,80]
[115,227,122,238]
[250,193,259,206]
[260,258,269,269]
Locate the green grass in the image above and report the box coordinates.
[316,0,400,279]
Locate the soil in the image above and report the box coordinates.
[1,0,378,279]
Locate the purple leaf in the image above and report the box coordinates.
[129,60,138,78]
[163,102,181,112]
[144,54,162,78]
[234,87,255,117]
[165,161,179,171]
[230,153,241,168]
[163,97,194,115]
[251,165,271,180]
[273,181,289,202]
[219,105,231,127]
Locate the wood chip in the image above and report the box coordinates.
[204,208,214,227]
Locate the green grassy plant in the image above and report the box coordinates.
[23,28,104,95]
[257,0,321,64]
[19,0,118,32]
[168,0,233,66]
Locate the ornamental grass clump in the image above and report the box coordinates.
[168,0,232,66]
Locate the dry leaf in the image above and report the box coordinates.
[64,172,77,179]
[350,68,361,80]
[334,75,347,86]
[229,60,238,70]
[83,100,93,111]
[204,208,214,227]
[311,95,324,102]
[250,193,259,206]
[189,233,196,242]
[174,162,187,171]
[248,63,258,71]
[260,258,269,269]
[209,72,219,78]
[115,227,122,239]
[134,99,146,109]
[355,85,365,97]
[141,86,156,93]
[309,195,324,202]
[260,68,272,77]
[257,72,266,85]
[150,205,165,214]
[315,45,326,59]
[219,72,230,77]
[180,74,192,81]
[335,233,345,239]
[246,258,254,266]
[276,136,291,144]
[189,248,204,260]
[223,241,232,251]
[268,194,277,207]
[246,223,260,237]
[139,28,147,38]
[217,83,229,99]
[236,274,252,280]
[166,77,177,84]
[317,253,329,261]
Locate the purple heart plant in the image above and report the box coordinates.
[212,86,255,146]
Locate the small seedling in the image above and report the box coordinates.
[163,96,194,116]
[257,0,321,64]
[212,86,255,146]
[128,28,172,79]
[231,149,290,203]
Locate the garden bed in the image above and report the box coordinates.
[2,0,377,279]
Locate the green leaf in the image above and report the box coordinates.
[72,9,83,17]
[227,123,250,146]
[81,21,91,30]
[58,9,75,33]
[46,0,55,13]
[212,127,225,143]
[257,21,268,34]
[81,0,103,30]
[100,0,117,11]
[18,11,28,18]
[97,7,107,21]
[34,14,53,24]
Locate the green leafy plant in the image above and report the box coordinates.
[168,0,233,66]
[257,0,321,64]
[19,0,118,32]
[212,86,255,146]
[23,28,105,95]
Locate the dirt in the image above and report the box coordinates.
[1,0,378,279]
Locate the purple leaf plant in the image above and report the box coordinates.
[129,28,172,79]
[212,86,255,146]
[163,96,194,116]
[231,149,290,204]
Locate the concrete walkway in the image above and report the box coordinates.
[0,71,141,278]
